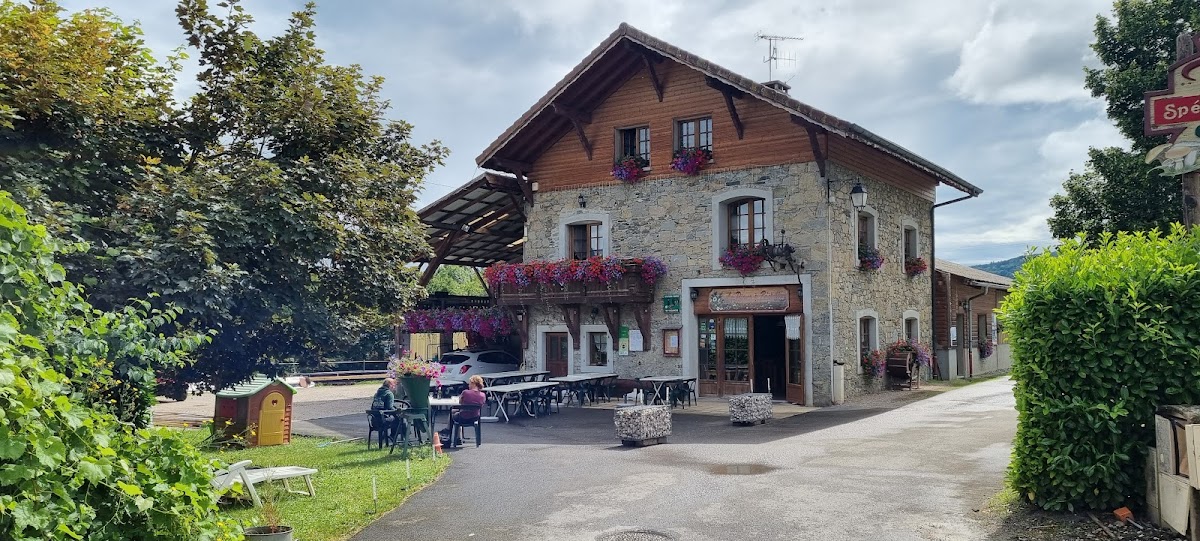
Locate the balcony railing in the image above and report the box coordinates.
[491,261,657,306]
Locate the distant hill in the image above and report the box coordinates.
[973,255,1025,279]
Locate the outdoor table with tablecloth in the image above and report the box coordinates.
[481,381,559,422]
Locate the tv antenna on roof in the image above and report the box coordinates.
[756,32,802,81]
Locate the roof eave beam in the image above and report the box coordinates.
[490,158,535,206]
[624,41,665,102]
[706,76,744,139]
[551,102,594,161]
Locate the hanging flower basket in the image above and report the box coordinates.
[402,307,515,340]
[904,256,927,277]
[979,340,994,359]
[611,155,649,183]
[670,148,711,175]
[858,245,884,271]
[719,243,765,276]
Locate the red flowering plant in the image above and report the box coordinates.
[904,256,927,277]
[858,245,884,271]
[670,148,710,175]
[719,243,765,276]
[483,256,669,288]
[611,155,649,183]
[861,349,887,377]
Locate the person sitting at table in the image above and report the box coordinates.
[441,375,487,447]
[369,378,404,446]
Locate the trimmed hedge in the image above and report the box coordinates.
[1003,226,1200,511]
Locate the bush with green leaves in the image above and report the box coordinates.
[1003,226,1200,511]
[0,192,239,540]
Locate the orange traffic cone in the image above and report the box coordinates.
[432,432,443,454]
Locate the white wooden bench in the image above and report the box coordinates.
[211,460,318,507]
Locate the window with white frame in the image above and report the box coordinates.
[903,225,917,262]
[676,117,713,154]
[857,209,878,252]
[905,317,918,342]
[710,188,774,269]
[568,222,604,260]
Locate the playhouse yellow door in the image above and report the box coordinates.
[258,392,286,446]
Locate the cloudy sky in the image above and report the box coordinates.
[62,0,1129,265]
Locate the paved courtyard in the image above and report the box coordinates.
[336,379,1017,541]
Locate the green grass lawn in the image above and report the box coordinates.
[179,430,448,541]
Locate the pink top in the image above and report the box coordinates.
[459,389,486,419]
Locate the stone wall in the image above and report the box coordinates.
[824,163,934,399]
[517,160,934,405]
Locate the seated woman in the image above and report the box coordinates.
[369,378,404,446]
[443,375,487,447]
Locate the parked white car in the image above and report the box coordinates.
[437,349,520,382]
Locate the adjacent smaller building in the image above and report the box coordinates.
[932,259,1012,379]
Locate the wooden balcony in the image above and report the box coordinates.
[493,264,653,306]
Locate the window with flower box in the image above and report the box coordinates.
[617,126,650,167]
[729,198,765,247]
[676,117,712,154]
[855,206,880,270]
[710,188,774,270]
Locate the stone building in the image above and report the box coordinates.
[418,24,981,405]
[932,260,1012,380]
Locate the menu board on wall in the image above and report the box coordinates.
[629,330,644,352]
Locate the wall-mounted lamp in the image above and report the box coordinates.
[578,193,586,208]
[689,288,699,301]
[850,182,868,211]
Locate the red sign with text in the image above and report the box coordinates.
[1151,94,1200,127]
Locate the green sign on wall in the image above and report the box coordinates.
[662,294,681,314]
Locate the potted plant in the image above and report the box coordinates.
[719,243,765,276]
[389,357,446,411]
[904,256,927,277]
[611,155,649,183]
[858,245,884,271]
[244,484,293,540]
[670,148,710,175]
[861,349,886,377]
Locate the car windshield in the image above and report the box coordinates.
[439,354,470,365]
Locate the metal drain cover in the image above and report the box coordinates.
[597,529,675,541]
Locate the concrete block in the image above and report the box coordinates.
[614,405,671,446]
[729,393,773,425]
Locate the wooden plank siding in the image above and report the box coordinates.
[529,60,814,190]
[827,137,937,202]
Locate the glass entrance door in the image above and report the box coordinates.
[697,316,753,396]
[785,315,804,404]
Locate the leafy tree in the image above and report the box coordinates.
[1,0,445,391]
[1048,0,1199,239]
[1,191,237,541]
[426,265,487,296]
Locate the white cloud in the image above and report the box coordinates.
[947,1,1110,105]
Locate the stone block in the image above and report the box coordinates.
[614,405,671,446]
[729,393,773,425]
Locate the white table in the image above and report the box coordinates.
[481,381,559,422]
[549,373,617,406]
[636,376,694,406]
[481,370,550,386]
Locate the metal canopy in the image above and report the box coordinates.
[417,172,525,270]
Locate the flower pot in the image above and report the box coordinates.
[244,526,293,540]
[400,376,431,410]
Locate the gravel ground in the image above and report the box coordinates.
[978,497,1184,541]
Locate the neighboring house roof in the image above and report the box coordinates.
[935,259,1013,290]
[215,375,297,398]
[476,22,982,197]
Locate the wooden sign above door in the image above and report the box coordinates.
[709,286,791,312]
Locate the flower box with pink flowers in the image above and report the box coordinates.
[484,256,668,306]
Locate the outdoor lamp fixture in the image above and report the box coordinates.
[690,288,699,301]
[850,182,868,211]
[578,193,586,208]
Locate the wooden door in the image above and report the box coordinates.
[257,392,286,446]
[545,332,569,377]
[720,317,752,396]
[785,315,805,404]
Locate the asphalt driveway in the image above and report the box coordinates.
[343,378,1017,541]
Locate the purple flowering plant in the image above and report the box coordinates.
[858,245,884,271]
[611,155,649,183]
[670,148,710,175]
[861,349,887,377]
[719,243,765,276]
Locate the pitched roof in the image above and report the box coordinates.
[215,375,297,398]
[416,172,525,267]
[477,23,982,197]
[935,259,1013,289]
